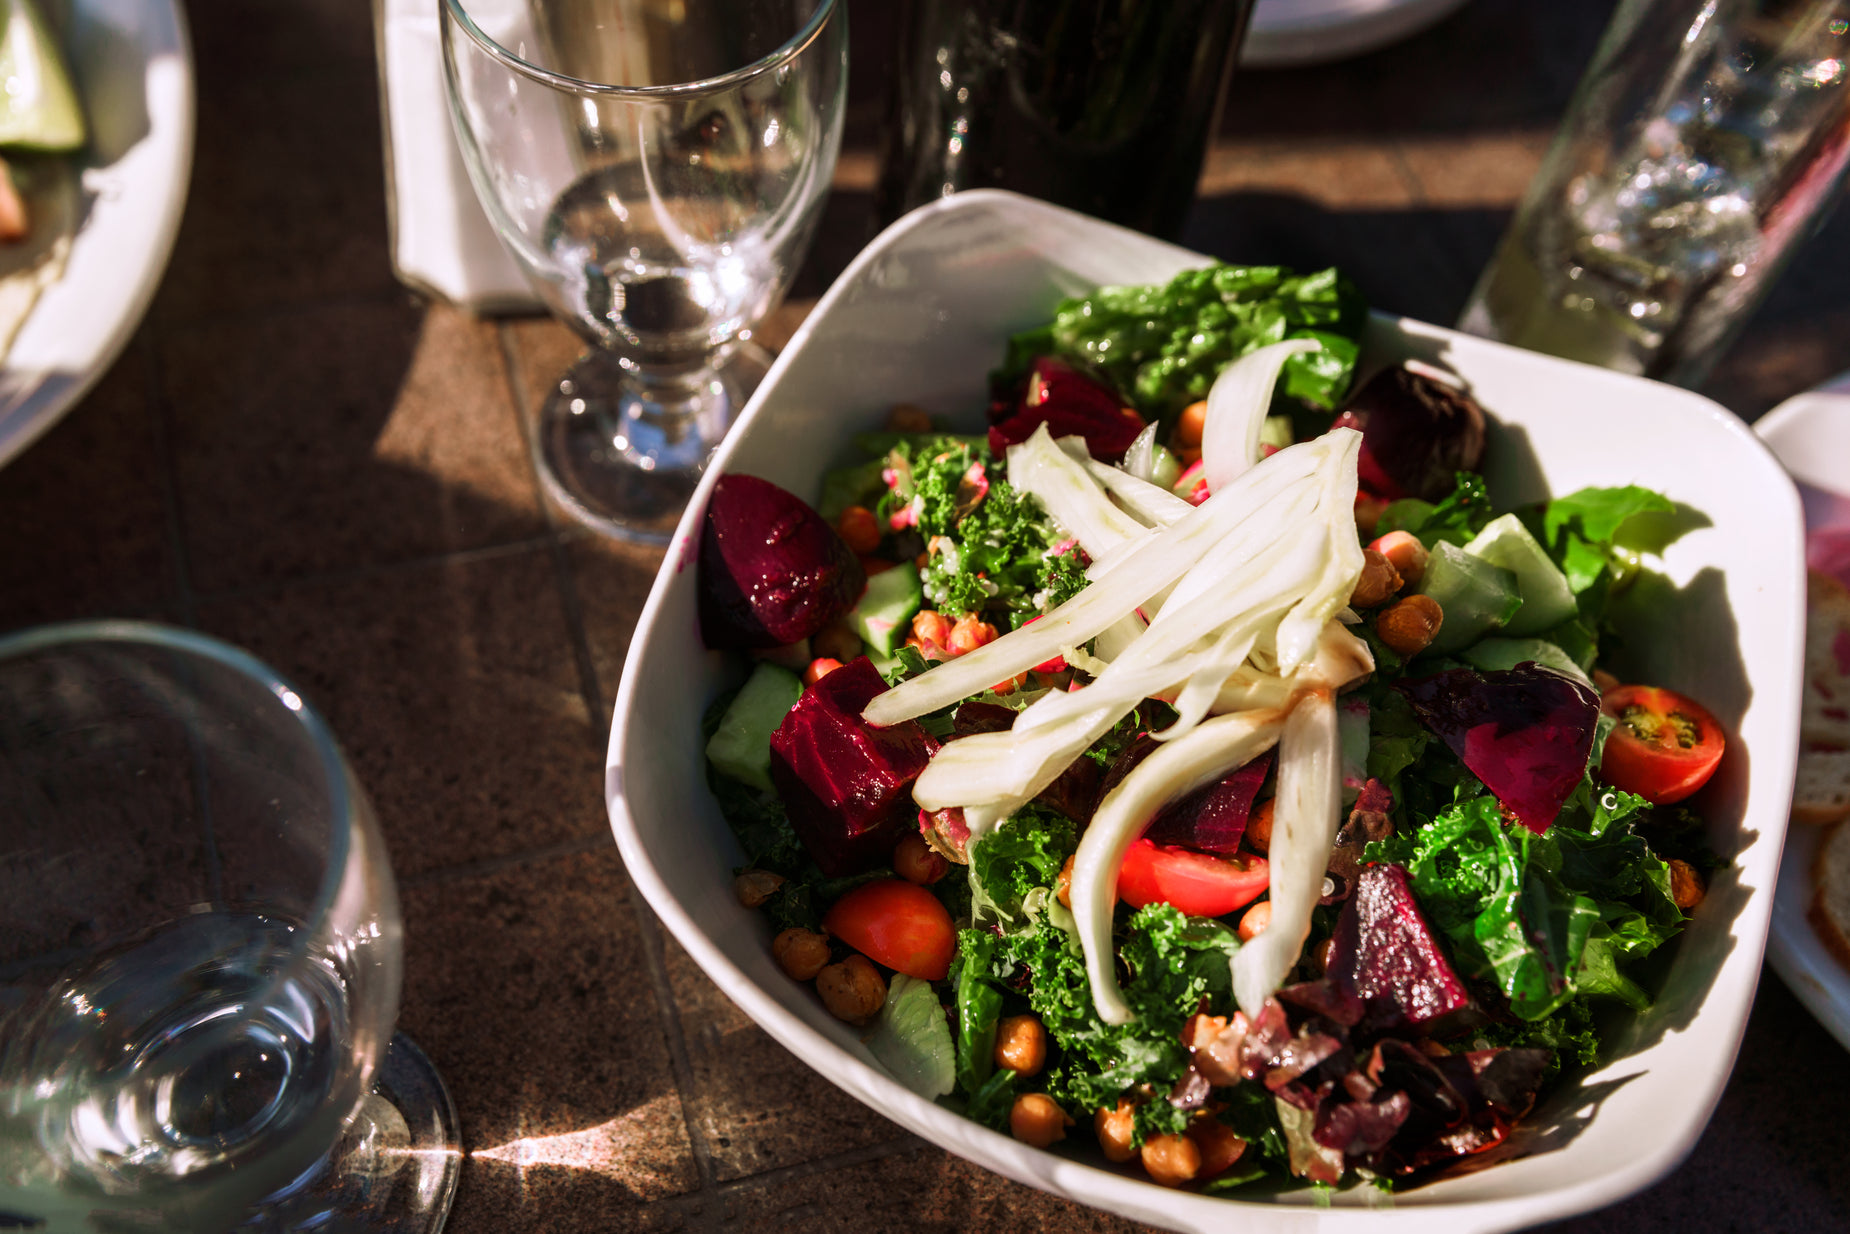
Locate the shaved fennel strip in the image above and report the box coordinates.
[1157,621,1264,740]
[862,437,1338,726]
[1093,613,1147,664]
[1200,338,1322,496]
[1273,429,1365,675]
[910,533,1323,818]
[1080,436,1327,586]
[1231,687,1341,1017]
[1007,425,1152,558]
[1080,458,1194,527]
[1120,421,1163,483]
[1071,709,1287,1025]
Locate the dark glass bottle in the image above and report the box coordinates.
[875,0,1256,240]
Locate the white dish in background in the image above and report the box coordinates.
[1756,383,1850,1054]
[0,0,193,470]
[606,191,1804,1232]
[1241,0,1473,69]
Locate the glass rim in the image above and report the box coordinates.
[440,0,841,98]
[0,619,357,936]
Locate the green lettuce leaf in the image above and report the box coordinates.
[970,806,1078,925]
[1004,263,1368,421]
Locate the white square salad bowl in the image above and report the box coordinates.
[606,191,1805,1233]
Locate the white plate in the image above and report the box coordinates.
[1757,380,1850,1053]
[1241,0,1473,69]
[607,191,1805,1232]
[0,0,193,470]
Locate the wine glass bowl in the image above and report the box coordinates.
[0,623,454,1233]
[442,0,848,543]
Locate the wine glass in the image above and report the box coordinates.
[441,0,848,543]
[0,622,459,1233]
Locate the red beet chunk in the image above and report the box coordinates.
[1336,365,1487,502]
[769,657,937,876]
[699,474,865,650]
[988,357,1145,462]
[1395,663,1600,834]
[1144,750,1273,855]
[1326,864,1471,1031]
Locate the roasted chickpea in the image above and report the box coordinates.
[734,869,785,909]
[1376,594,1444,658]
[993,1015,1047,1077]
[1349,548,1403,609]
[1237,899,1272,942]
[1368,530,1429,588]
[1246,798,1275,855]
[1056,854,1075,908]
[893,832,949,886]
[1009,1093,1070,1148]
[835,505,882,555]
[1139,1132,1201,1187]
[771,927,830,982]
[908,610,954,658]
[1171,400,1208,450]
[1185,1120,1247,1178]
[947,614,999,657]
[1094,1100,1137,1163]
[1668,858,1707,910]
[803,657,843,687]
[812,621,862,664]
[815,954,886,1025]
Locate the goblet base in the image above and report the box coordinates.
[536,345,771,544]
[248,1033,461,1233]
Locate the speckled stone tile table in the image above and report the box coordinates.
[5,1,1848,1230]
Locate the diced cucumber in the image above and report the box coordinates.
[0,0,86,151]
[1417,541,1522,655]
[705,662,804,792]
[1460,637,1592,685]
[1461,513,1577,637]
[848,566,922,657]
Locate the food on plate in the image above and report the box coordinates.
[1795,571,1850,825]
[1811,819,1850,969]
[697,263,1726,1195]
[0,0,87,357]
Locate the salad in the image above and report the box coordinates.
[695,263,1725,1193]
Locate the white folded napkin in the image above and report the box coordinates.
[376,0,541,310]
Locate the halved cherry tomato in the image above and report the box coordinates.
[822,879,954,980]
[1599,684,1726,805]
[1116,840,1269,918]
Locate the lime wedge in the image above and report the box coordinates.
[0,0,86,151]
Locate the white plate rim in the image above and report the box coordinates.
[1241,0,1474,69]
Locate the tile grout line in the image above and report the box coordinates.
[491,322,607,733]
[141,322,199,629]
[629,892,723,1192]
[491,321,724,1193]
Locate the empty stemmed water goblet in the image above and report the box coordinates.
[0,622,459,1233]
[441,0,848,543]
